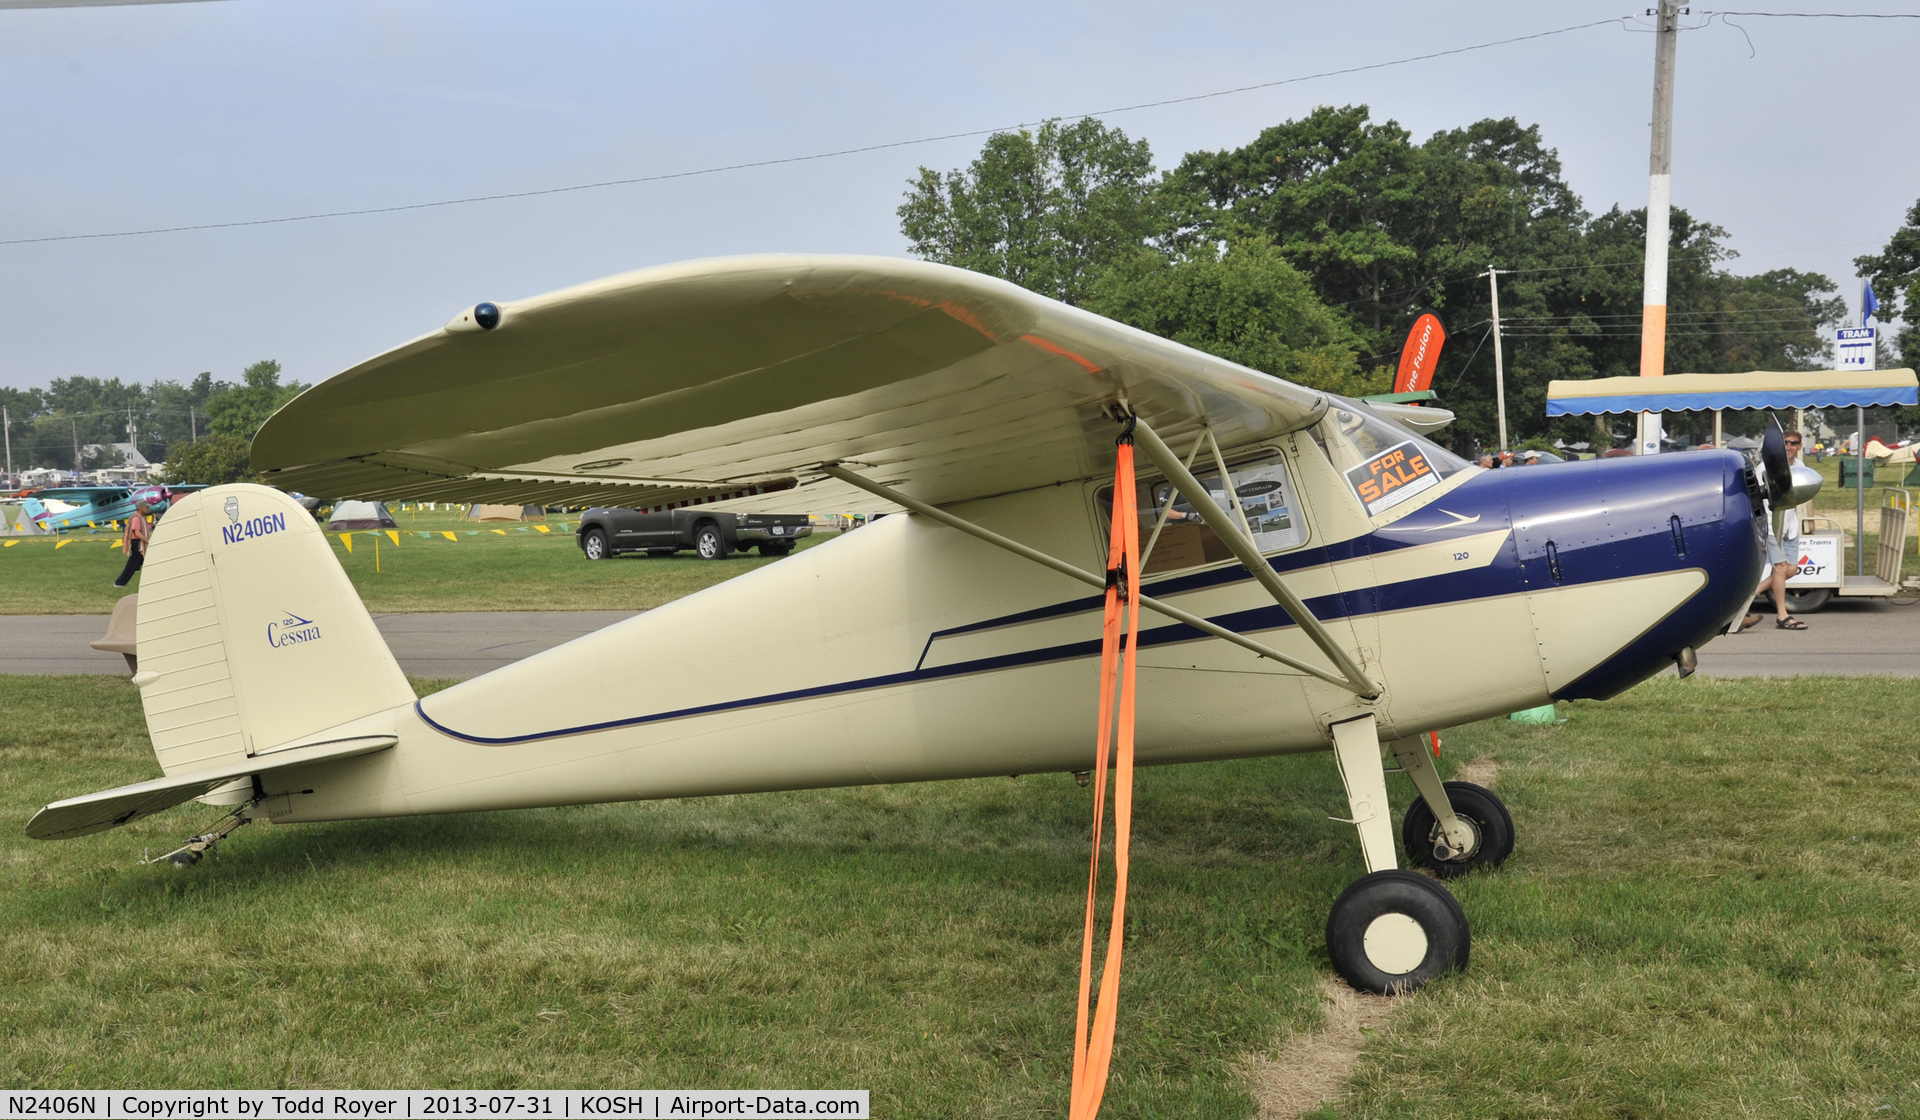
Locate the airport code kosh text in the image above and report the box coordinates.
[3,1092,868,1119]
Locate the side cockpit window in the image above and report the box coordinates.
[1305,400,1470,519]
[1099,450,1306,575]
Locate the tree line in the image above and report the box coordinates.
[901,106,1909,452]
[1,360,304,484]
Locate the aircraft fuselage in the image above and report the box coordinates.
[261,445,1761,826]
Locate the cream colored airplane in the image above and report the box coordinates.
[29,255,1784,994]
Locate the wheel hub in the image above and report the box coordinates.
[1362,912,1429,975]
[1430,814,1482,863]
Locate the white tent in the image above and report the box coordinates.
[0,502,48,535]
[465,503,546,522]
[326,500,397,531]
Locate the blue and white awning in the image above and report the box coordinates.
[1545,369,1918,416]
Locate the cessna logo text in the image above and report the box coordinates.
[1345,440,1441,516]
[267,611,321,648]
[223,511,286,545]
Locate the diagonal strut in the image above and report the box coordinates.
[818,462,1373,695]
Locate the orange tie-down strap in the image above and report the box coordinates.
[1070,435,1142,1120]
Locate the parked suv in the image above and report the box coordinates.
[577,507,812,560]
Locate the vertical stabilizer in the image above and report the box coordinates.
[135,484,412,775]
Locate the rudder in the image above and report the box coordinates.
[134,484,413,775]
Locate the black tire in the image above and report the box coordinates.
[1326,869,1470,995]
[762,541,794,557]
[581,529,609,561]
[1402,781,1514,879]
[1784,587,1832,613]
[694,523,729,560]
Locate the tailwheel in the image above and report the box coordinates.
[1326,869,1470,995]
[1402,781,1514,879]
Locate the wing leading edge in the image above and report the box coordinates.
[254,255,1339,510]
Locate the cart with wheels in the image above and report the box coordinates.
[1784,490,1919,612]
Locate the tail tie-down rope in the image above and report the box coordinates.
[1070,431,1143,1119]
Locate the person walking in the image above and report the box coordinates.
[1738,430,1808,631]
[113,500,151,588]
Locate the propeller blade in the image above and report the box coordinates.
[1761,415,1792,504]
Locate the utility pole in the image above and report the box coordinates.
[126,407,137,470]
[190,406,197,442]
[71,418,81,478]
[1486,267,1509,454]
[2,405,11,481]
[1637,0,1682,456]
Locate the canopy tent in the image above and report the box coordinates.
[1545,368,1919,579]
[0,502,48,535]
[326,500,397,531]
[465,504,546,522]
[1546,369,1918,416]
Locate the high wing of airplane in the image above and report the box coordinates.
[32,255,1780,1013]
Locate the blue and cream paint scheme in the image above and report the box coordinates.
[27,255,1761,861]
[30,254,1793,1004]
[191,443,1756,829]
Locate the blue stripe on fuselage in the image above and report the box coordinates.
[422,454,1756,745]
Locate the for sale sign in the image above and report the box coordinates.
[1345,440,1441,516]
[1785,533,1841,588]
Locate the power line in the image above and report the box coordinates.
[0,16,1631,248]
[1695,9,1920,17]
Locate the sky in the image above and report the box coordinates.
[1,0,1915,393]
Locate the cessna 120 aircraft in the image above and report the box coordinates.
[28,254,1789,997]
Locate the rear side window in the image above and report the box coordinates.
[1098,450,1306,575]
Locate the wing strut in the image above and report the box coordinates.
[1131,417,1380,698]
[818,462,1374,695]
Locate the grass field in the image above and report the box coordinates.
[7,453,1916,617]
[4,675,1917,1115]
[0,508,832,615]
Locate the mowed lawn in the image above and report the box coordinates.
[0,508,832,614]
[3,675,1918,1116]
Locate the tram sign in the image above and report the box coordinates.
[1836,327,1877,371]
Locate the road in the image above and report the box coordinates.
[2,600,1915,680]
[0,611,640,679]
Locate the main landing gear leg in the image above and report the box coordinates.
[1325,716,1470,994]
[1330,715,1398,873]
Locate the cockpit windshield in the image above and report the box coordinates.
[1304,399,1470,518]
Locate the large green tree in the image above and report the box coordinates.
[161,434,254,486]
[898,118,1164,307]
[1170,108,1587,353]
[208,360,305,441]
[1,362,298,476]
[1085,237,1376,396]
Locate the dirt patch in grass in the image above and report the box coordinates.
[1244,979,1397,1119]
[1454,755,1499,788]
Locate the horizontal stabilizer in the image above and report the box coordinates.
[26,734,396,841]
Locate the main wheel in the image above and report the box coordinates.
[1784,587,1832,613]
[694,524,729,560]
[581,529,609,561]
[1326,869,1470,994]
[1402,781,1514,879]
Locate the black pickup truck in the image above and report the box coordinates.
[576,507,812,560]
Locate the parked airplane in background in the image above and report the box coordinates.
[29,256,1787,1004]
[20,483,204,532]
